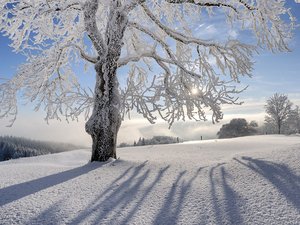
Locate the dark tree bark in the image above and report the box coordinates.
[84,0,127,161]
[85,62,121,161]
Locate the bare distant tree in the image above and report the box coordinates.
[265,93,293,134]
[0,1,295,161]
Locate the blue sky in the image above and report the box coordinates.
[0,2,299,145]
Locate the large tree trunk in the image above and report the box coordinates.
[85,62,121,161]
[278,119,281,134]
[84,0,127,161]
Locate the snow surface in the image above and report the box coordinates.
[0,135,300,225]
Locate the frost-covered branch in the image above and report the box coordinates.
[0,45,94,125]
[120,61,246,126]
[0,80,18,126]
[83,0,106,55]
[129,21,254,80]
[19,2,82,12]
[141,3,225,48]
[165,0,238,12]
[165,0,257,11]
[118,46,175,67]
[68,44,97,64]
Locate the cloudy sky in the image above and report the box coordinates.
[0,1,300,146]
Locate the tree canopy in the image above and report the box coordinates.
[265,93,293,134]
[0,0,295,125]
[217,118,257,139]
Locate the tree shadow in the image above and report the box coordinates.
[220,167,244,224]
[24,200,64,225]
[69,161,164,225]
[152,167,203,225]
[209,163,244,225]
[13,157,298,224]
[0,161,110,207]
[119,165,170,225]
[25,162,141,225]
[234,156,300,210]
[209,163,225,225]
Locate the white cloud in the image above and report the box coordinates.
[228,29,238,39]
[205,24,217,35]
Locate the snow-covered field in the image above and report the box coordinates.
[0,135,300,225]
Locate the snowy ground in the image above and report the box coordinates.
[0,135,300,225]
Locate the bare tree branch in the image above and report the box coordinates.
[83,0,106,55]
[141,3,224,48]
[165,0,257,11]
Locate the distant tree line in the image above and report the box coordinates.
[118,136,182,148]
[217,93,300,139]
[0,136,83,161]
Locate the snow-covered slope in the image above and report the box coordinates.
[0,135,300,225]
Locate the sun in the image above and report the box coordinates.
[191,88,198,95]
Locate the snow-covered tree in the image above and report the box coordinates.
[217,118,257,139]
[265,93,293,134]
[0,1,295,161]
[286,105,300,134]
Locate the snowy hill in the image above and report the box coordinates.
[0,135,300,225]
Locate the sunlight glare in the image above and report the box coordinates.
[191,88,198,95]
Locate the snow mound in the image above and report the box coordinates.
[0,135,300,225]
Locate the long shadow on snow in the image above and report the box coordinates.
[10,160,250,225]
[0,162,108,207]
[209,163,244,225]
[26,163,137,225]
[70,165,205,225]
[234,156,300,210]
[29,162,202,225]
[24,200,65,225]
[152,167,203,225]
[69,160,162,225]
